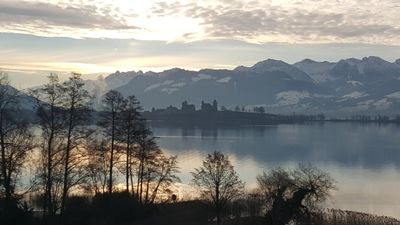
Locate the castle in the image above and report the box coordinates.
[200,100,218,112]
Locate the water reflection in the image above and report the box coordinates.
[152,122,400,169]
[150,122,400,219]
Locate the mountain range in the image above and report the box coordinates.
[68,56,400,116]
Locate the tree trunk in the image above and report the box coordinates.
[145,170,150,204]
[130,155,135,195]
[109,110,115,194]
[139,162,144,203]
[137,145,145,202]
[136,162,140,197]
[60,104,74,224]
[126,129,130,192]
[0,116,11,209]
[45,128,54,216]
[216,184,221,225]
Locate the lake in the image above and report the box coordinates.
[150,122,400,219]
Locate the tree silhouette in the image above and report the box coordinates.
[0,73,35,224]
[83,138,111,195]
[59,72,93,222]
[98,90,126,194]
[191,151,244,225]
[31,73,66,217]
[119,95,142,193]
[257,164,336,225]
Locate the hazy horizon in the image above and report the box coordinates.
[3,54,400,89]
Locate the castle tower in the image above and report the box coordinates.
[213,100,218,111]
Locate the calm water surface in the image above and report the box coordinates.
[150,122,400,219]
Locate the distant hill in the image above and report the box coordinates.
[235,58,314,82]
[0,84,40,121]
[84,56,400,116]
[293,59,336,82]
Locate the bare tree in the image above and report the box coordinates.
[127,121,180,204]
[191,151,245,225]
[147,154,180,204]
[119,95,142,193]
[98,90,126,194]
[256,167,294,225]
[0,72,19,206]
[59,72,92,221]
[30,73,66,216]
[0,73,35,215]
[292,164,336,207]
[134,126,158,203]
[257,164,336,225]
[83,138,110,195]
[141,150,180,204]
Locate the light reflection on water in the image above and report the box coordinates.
[150,122,400,219]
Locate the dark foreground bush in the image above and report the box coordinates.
[4,196,400,225]
[64,192,146,225]
[63,196,92,225]
[0,198,34,225]
[136,200,213,225]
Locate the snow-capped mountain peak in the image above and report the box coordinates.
[235,58,313,82]
[85,57,400,115]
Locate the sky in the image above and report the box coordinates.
[1,0,400,86]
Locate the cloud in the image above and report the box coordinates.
[1,0,399,44]
[0,0,139,38]
[151,0,400,44]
